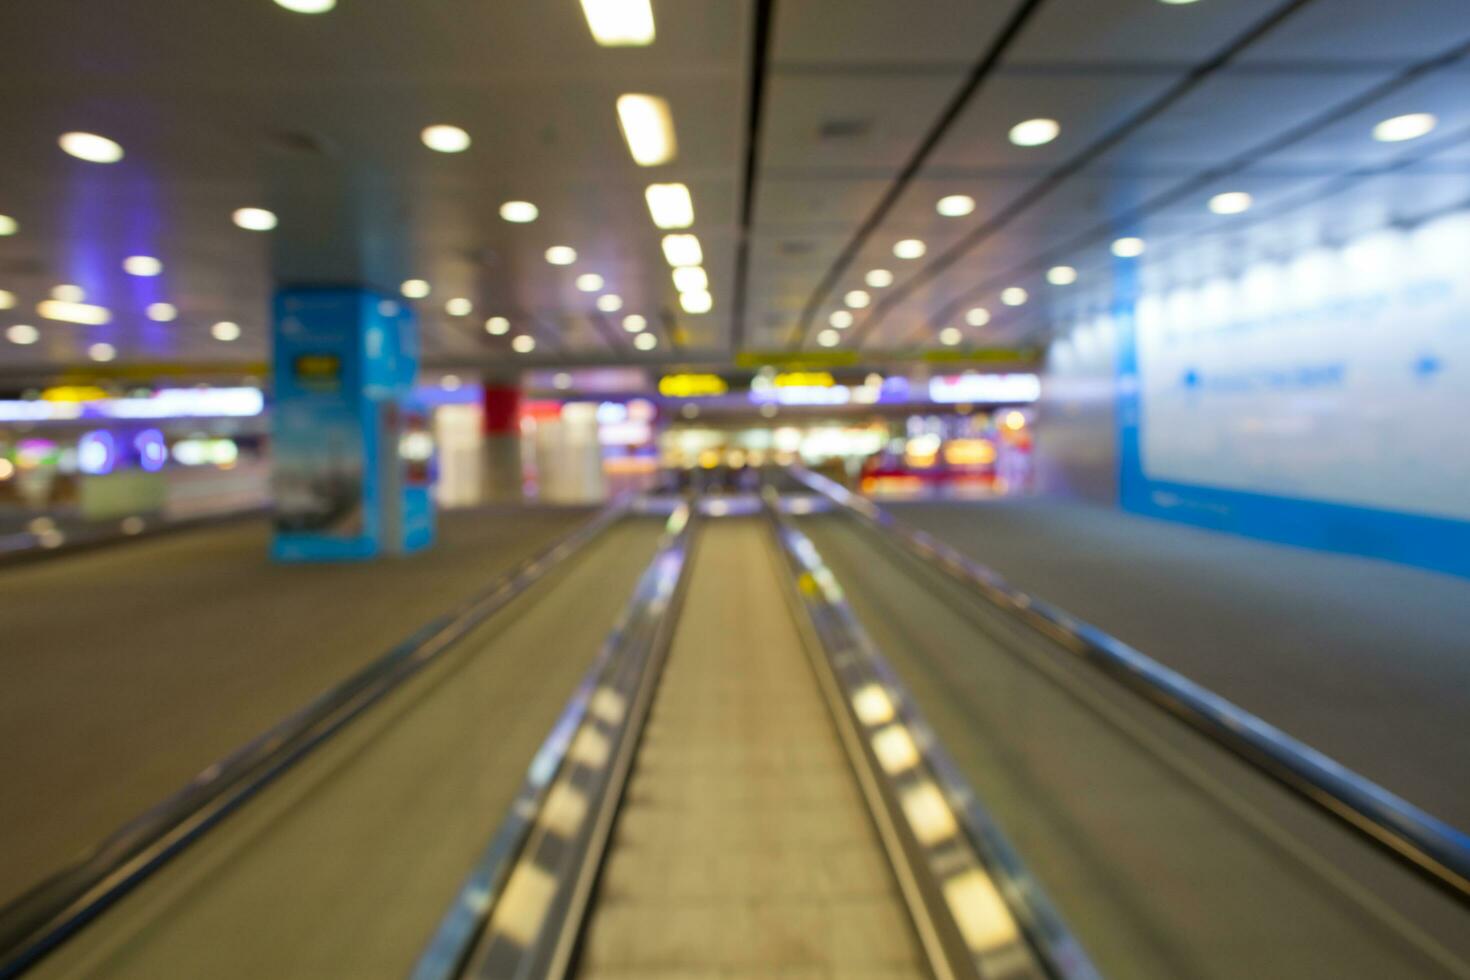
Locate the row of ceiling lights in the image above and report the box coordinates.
[812,107,1442,349]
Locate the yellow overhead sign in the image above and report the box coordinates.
[774,371,834,388]
[658,373,728,398]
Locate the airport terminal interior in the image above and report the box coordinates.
[2,1,1470,977]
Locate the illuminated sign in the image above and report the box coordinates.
[774,371,834,388]
[928,373,1040,404]
[0,387,265,422]
[658,373,728,398]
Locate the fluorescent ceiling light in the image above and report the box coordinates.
[0,215,18,236]
[421,125,471,153]
[580,0,655,45]
[966,307,991,327]
[829,310,854,329]
[817,329,840,348]
[597,294,623,313]
[1009,118,1060,147]
[1111,236,1145,258]
[486,317,510,335]
[937,194,975,217]
[6,324,38,345]
[679,289,712,314]
[546,246,578,266]
[1001,287,1028,306]
[512,335,536,353]
[1372,113,1436,143]
[622,314,647,333]
[865,269,893,288]
[1208,191,1253,215]
[844,289,870,309]
[146,302,177,322]
[38,300,111,325]
[59,132,124,163]
[401,279,430,299]
[661,233,702,267]
[893,239,926,259]
[275,0,336,11]
[616,94,677,166]
[211,321,241,341]
[123,256,163,277]
[499,200,539,223]
[645,183,694,229]
[672,266,707,292]
[51,284,85,302]
[633,331,657,350]
[939,327,961,346]
[445,297,473,316]
[233,207,277,231]
[1046,266,1078,285]
[576,273,604,292]
[88,342,117,362]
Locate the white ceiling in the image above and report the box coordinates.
[0,0,1466,376]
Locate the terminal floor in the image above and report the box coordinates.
[0,506,593,906]
[887,498,1470,829]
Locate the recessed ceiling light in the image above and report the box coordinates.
[966,307,991,327]
[616,94,677,166]
[1009,118,1060,147]
[511,334,536,353]
[894,239,926,259]
[499,200,539,223]
[575,273,604,293]
[829,310,854,329]
[211,321,241,341]
[546,246,578,266]
[38,300,110,324]
[1001,287,1028,306]
[1208,191,1253,215]
[0,215,17,236]
[6,324,38,345]
[274,0,335,11]
[939,327,962,346]
[1111,236,1146,258]
[672,267,708,292]
[645,183,694,229]
[446,297,473,316]
[401,279,431,299]
[233,207,277,231]
[1372,112,1437,143]
[59,132,124,163]
[817,329,840,348]
[1158,0,1201,5]
[0,290,14,309]
[597,293,624,313]
[1046,265,1078,285]
[633,331,657,350]
[146,302,177,322]
[680,289,712,314]
[580,0,655,46]
[623,314,647,333]
[123,256,163,277]
[865,269,893,288]
[51,284,85,302]
[486,316,510,335]
[661,233,703,267]
[88,342,117,362]
[421,124,471,153]
[844,289,871,309]
[936,194,976,217]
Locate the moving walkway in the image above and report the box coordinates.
[1,476,1467,979]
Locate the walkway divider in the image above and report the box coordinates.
[0,498,634,980]
[413,501,697,980]
[788,466,1470,907]
[762,488,1099,980]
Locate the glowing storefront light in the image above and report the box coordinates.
[0,387,265,422]
[928,373,1041,404]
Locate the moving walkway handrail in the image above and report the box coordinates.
[0,499,633,980]
[789,466,1470,907]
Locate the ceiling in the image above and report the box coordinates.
[0,0,1467,376]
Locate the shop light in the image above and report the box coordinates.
[576,273,605,293]
[645,182,694,229]
[0,290,14,309]
[512,335,537,353]
[893,239,926,259]
[1001,287,1028,306]
[486,316,510,335]
[401,279,431,298]
[275,0,336,11]
[233,207,277,231]
[966,307,991,327]
[579,0,655,46]
[52,284,85,302]
[633,331,657,350]
[616,94,677,166]
[928,373,1041,404]
[499,200,539,223]
[937,194,975,217]
[1208,191,1253,215]
[211,321,241,341]
[844,289,870,309]
[39,300,112,325]
[672,266,707,292]
[865,269,893,288]
[421,124,471,153]
[6,324,39,345]
[546,245,578,266]
[817,329,840,348]
[1009,118,1059,147]
[1373,112,1436,143]
[829,310,854,329]
[59,131,124,163]
[0,215,17,236]
[87,342,117,362]
[1111,236,1145,258]
[1046,265,1077,285]
[679,290,712,314]
[622,314,647,333]
[661,233,703,267]
[123,256,163,277]
[939,327,962,346]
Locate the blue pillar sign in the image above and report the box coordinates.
[271,285,435,560]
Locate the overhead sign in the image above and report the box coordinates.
[658,373,728,398]
[928,373,1041,404]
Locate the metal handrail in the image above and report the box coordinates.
[789,466,1470,907]
[0,499,632,979]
